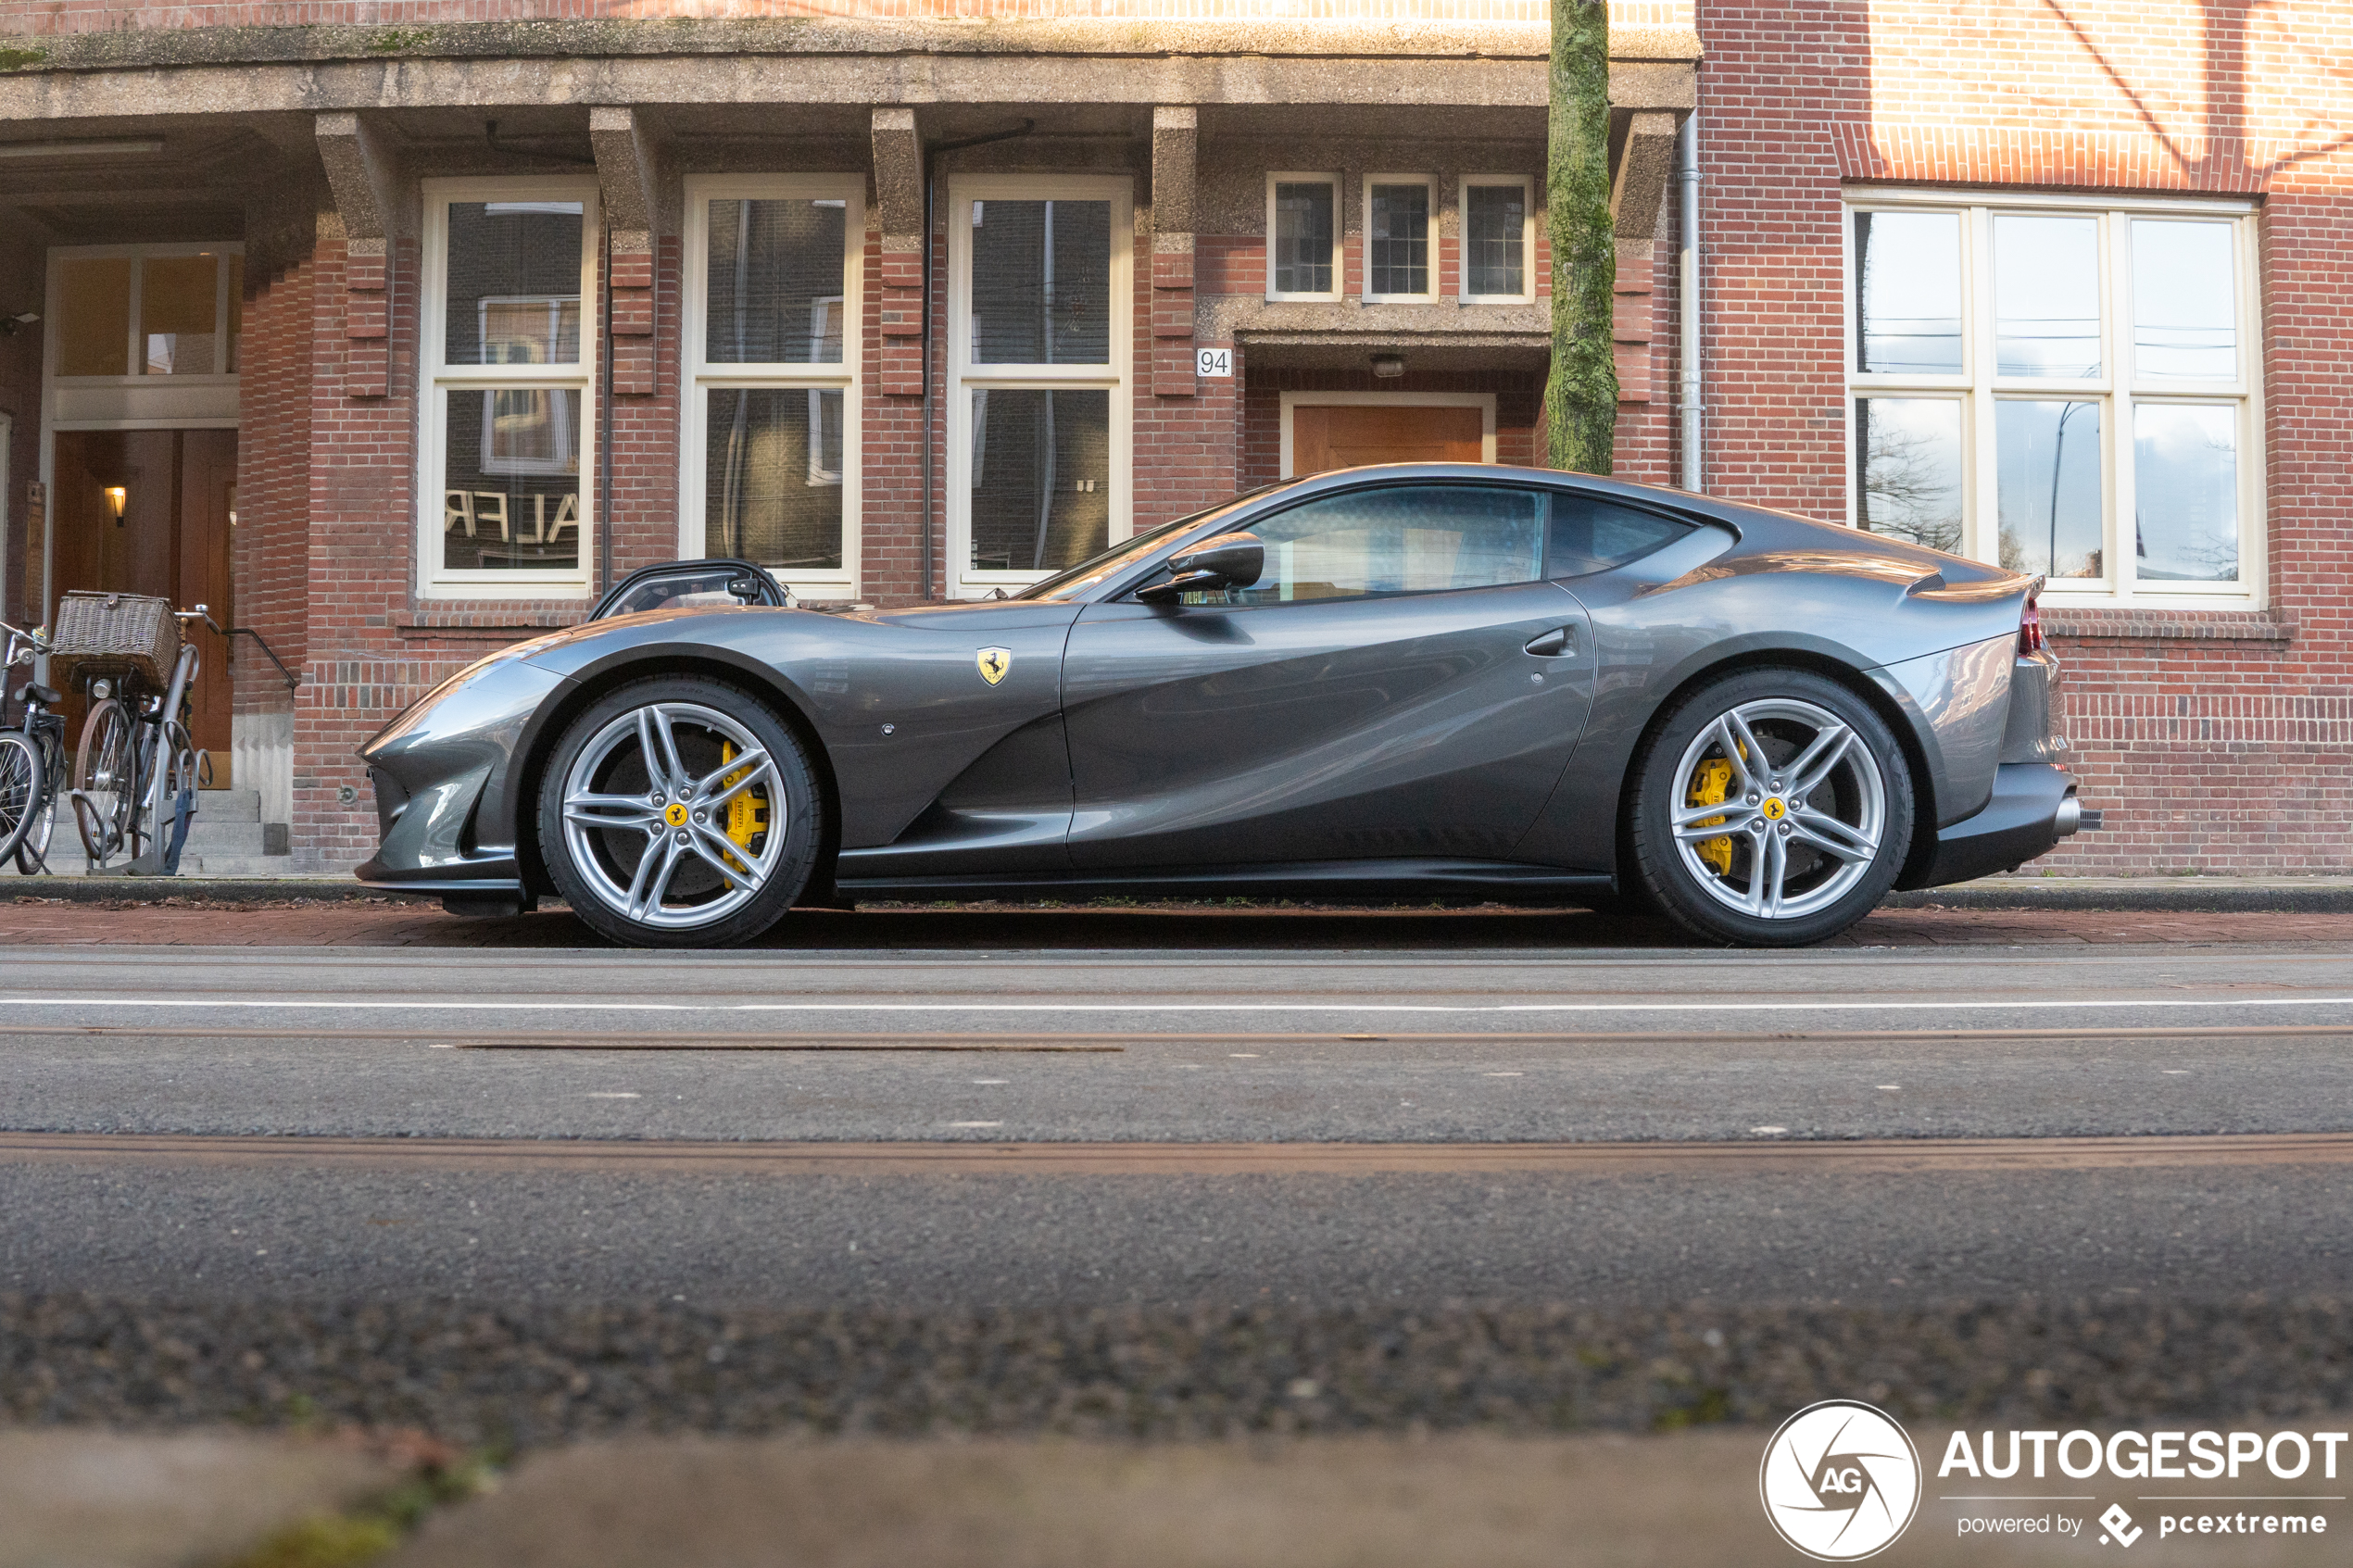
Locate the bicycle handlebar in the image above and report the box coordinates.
[173,604,226,635]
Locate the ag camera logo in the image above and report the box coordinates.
[1760,1400,1923,1560]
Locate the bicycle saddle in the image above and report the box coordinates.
[11,682,58,708]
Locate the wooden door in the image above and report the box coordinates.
[47,428,236,778]
[1290,403,1485,476]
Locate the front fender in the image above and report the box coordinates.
[355,655,571,890]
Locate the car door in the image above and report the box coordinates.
[1061,482,1594,870]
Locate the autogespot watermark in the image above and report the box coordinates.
[1760,1400,1924,1560]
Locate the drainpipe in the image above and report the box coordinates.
[920,119,1035,601]
[1677,110,1705,494]
[599,225,615,596]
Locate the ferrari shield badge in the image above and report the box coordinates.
[976,646,1013,686]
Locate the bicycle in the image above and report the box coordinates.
[68,601,217,875]
[0,619,66,873]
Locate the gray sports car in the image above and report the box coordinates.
[358,463,2078,947]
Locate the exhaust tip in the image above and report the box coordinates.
[2054,791,2082,838]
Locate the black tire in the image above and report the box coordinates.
[72,696,138,864]
[0,732,41,867]
[536,676,824,948]
[13,729,60,874]
[1627,668,1914,947]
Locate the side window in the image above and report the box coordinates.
[1216,485,1544,605]
[1546,494,1693,579]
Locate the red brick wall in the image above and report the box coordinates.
[233,241,316,729]
[1699,0,2353,874]
[0,235,39,633]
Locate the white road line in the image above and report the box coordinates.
[3,996,2353,1016]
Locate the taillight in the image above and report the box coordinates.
[2019,592,2045,656]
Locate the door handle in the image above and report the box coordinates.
[1523,626,1577,658]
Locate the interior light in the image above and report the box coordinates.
[1370,353,1407,379]
[105,486,127,522]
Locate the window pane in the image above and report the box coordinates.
[442,388,583,571]
[1996,399,2104,580]
[1855,397,1964,554]
[1853,210,1961,374]
[55,257,131,377]
[444,201,585,367]
[2134,403,2238,582]
[1547,495,1691,578]
[1465,184,1526,297]
[704,198,848,364]
[1994,214,2101,378]
[969,389,1110,571]
[139,254,220,376]
[706,388,846,572]
[2133,220,2236,381]
[1272,181,1335,295]
[1225,484,1541,604]
[1367,183,1430,297]
[970,199,1111,366]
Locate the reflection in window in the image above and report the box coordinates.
[1855,398,1964,554]
[1547,495,1692,578]
[1854,210,1962,374]
[707,388,845,571]
[969,389,1110,571]
[2134,403,2237,582]
[1223,485,1541,603]
[970,200,1111,365]
[1996,400,2104,579]
[141,254,220,375]
[1994,214,2100,378]
[56,257,132,377]
[704,198,848,364]
[1465,184,1526,297]
[443,389,582,571]
[1272,181,1336,296]
[444,202,585,366]
[1367,183,1430,297]
[2133,220,2235,381]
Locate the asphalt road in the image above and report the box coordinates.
[5,941,2350,1311]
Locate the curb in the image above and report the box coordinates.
[1881,881,2353,913]
[4,877,429,904]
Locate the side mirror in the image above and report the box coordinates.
[1135,532,1266,604]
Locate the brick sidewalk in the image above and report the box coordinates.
[4,897,2347,947]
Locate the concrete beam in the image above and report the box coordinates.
[1610,109,1680,242]
[312,110,401,242]
[588,105,667,241]
[870,107,923,252]
[1151,105,1196,242]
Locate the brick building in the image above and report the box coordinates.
[0,1,2338,874]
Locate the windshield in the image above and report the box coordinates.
[1015,484,1288,601]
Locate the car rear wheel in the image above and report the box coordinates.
[1627,669,1913,947]
[537,677,822,947]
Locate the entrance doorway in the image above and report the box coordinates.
[1280,392,1498,477]
[47,428,234,772]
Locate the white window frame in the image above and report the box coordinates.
[1458,175,1536,305]
[947,173,1133,598]
[1277,391,1498,478]
[1265,172,1342,304]
[418,177,600,598]
[1843,186,2262,607]
[42,241,245,432]
[1362,173,1439,305]
[680,174,865,600]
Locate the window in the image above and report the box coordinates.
[421,181,598,593]
[1364,177,1435,302]
[1847,192,2259,603]
[683,177,863,595]
[1462,178,1533,302]
[1207,484,1542,605]
[949,175,1132,596]
[50,245,243,381]
[1265,174,1340,301]
[1546,493,1692,579]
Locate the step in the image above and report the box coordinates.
[182,822,268,854]
[192,788,261,822]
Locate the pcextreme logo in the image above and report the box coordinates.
[1760,1400,1924,1561]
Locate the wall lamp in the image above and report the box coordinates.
[105,486,127,525]
[1370,353,1406,379]
[0,311,37,337]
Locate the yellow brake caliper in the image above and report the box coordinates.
[715,741,769,884]
[1687,756,1734,876]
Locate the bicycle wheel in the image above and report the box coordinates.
[12,728,59,873]
[0,732,41,868]
[73,697,138,865]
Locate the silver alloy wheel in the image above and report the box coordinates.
[1667,696,1887,921]
[559,700,786,931]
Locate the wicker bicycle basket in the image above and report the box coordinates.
[49,591,180,690]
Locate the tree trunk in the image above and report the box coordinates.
[1543,0,1617,473]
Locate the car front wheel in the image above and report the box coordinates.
[538,677,822,947]
[1628,669,1914,947]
